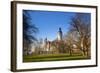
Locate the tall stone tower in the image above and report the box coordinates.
[57,27,63,41]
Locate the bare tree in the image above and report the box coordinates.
[64,31,79,55]
[69,13,91,56]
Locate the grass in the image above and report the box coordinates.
[23,53,90,62]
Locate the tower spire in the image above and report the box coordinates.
[57,27,63,41]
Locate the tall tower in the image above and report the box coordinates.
[44,38,47,45]
[57,27,63,41]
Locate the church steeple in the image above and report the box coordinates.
[57,27,63,41]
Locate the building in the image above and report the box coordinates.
[40,27,63,54]
[57,27,63,41]
[29,27,66,55]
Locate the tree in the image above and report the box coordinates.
[69,13,91,56]
[23,10,38,55]
[64,31,78,55]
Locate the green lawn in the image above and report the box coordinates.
[23,53,90,62]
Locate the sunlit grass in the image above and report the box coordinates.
[23,53,90,62]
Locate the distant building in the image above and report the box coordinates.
[26,27,82,55]
[30,27,65,55]
[57,27,63,41]
[40,27,64,54]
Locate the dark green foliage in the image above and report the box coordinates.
[23,10,39,55]
[23,10,38,44]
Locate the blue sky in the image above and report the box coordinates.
[23,10,90,41]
